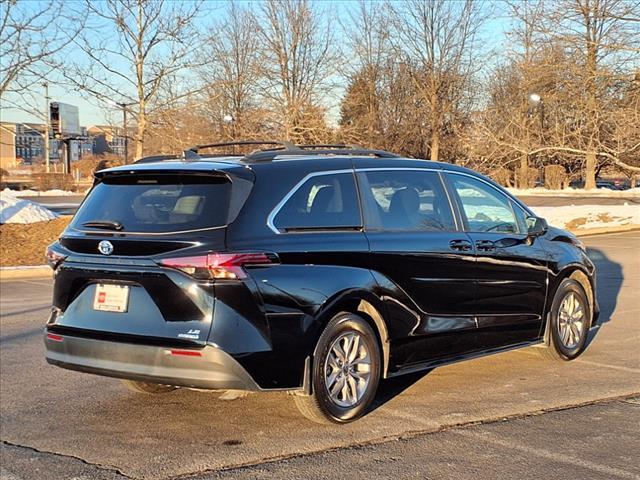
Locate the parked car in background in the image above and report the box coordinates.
[596,180,625,191]
[44,142,598,423]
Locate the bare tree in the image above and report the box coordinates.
[199,1,266,139]
[339,1,391,148]
[391,0,488,161]
[0,0,84,113]
[66,0,204,160]
[543,0,640,187]
[257,0,335,142]
[468,0,640,189]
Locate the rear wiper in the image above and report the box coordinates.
[82,220,124,231]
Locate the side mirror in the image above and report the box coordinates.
[526,216,548,237]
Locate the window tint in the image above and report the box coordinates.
[72,174,231,233]
[273,172,361,231]
[358,170,455,231]
[450,175,520,233]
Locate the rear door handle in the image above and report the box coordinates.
[475,240,495,252]
[449,239,473,252]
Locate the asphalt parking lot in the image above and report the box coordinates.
[1,231,639,479]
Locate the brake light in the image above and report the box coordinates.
[46,333,64,342]
[158,252,276,279]
[46,244,67,270]
[167,349,202,357]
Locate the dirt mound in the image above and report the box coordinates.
[0,217,71,266]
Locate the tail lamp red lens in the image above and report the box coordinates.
[158,252,276,279]
[46,333,64,342]
[167,349,202,357]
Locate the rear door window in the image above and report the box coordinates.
[357,170,455,231]
[272,172,361,231]
[72,174,231,233]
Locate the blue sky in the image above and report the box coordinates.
[2,0,512,127]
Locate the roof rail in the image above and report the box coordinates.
[132,141,401,164]
[185,140,297,155]
[134,154,181,164]
[295,143,363,150]
[244,143,400,162]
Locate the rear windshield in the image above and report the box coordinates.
[72,174,231,233]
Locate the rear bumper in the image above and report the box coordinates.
[44,332,262,391]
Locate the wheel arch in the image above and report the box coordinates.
[567,270,594,326]
[311,290,391,379]
[547,265,595,331]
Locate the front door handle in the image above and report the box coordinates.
[449,239,473,252]
[475,240,495,252]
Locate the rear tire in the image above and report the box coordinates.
[294,312,381,424]
[122,380,177,394]
[538,278,591,361]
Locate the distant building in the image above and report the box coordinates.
[87,125,126,158]
[0,122,18,169]
[77,126,94,159]
[0,122,94,165]
[15,123,47,164]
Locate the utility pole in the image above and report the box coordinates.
[43,82,50,173]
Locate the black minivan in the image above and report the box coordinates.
[45,142,598,423]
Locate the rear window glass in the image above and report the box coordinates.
[72,174,230,233]
[273,172,361,231]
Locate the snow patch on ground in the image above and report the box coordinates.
[508,187,640,197]
[3,188,77,197]
[532,204,640,230]
[0,190,59,224]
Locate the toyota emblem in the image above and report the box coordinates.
[98,240,114,256]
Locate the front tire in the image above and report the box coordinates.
[539,278,591,361]
[294,312,381,424]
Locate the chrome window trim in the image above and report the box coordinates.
[267,166,464,235]
[266,169,355,234]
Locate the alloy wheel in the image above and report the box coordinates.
[557,292,586,349]
[324,332,372,407]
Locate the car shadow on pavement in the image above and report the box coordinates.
[370,370,432,412]
[585,247,623,347]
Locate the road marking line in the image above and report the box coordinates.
[574,359,640,374]
[455,430,640,479]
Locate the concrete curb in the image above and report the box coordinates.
[1,226,638,281]
[571,225,640,237]
[0,266,51,280]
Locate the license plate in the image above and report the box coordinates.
[93,284,130,313]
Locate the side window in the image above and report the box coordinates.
[273,172,361,231]
[449,175,520,234]
[357,170,455,231]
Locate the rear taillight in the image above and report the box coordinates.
[158,252,277,279]
[46,243,67,270]
[166,349,202,357]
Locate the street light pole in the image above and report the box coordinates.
[121,104,128,163]
[529,93,545,180]
[43,82,50,173]
[223,114,235,153]
[105,99,134,163]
